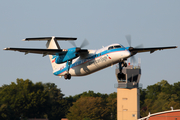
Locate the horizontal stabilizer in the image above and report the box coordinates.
[23,37,77,41]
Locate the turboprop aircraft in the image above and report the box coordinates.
[3,36,177,80]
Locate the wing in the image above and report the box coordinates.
[3,47,89,56]
[129,46,177,54]
[3,48,68,56]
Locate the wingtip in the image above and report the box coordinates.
[3,48,8,50]
[22,39,26,41]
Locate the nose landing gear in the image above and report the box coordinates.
[117,72,126,80]
[117,60,127,80]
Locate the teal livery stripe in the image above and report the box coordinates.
[53,48,127,76]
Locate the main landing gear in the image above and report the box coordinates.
[64,73,71,80]
[64,60,72,80]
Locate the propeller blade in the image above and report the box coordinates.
[135,44,144,48]
[70,41,77,47]
[130,56,136,64]
[125,35,144,65]
[80,39,89,48]
[125,35,131,47]
[69,39,89,54]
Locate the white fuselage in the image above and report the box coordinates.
[53,44,130,77]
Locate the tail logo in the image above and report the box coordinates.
[52,59,55,63]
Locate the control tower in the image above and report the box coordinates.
[115,63,142,120]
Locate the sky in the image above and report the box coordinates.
[0,1,179,97]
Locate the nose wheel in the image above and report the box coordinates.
[119,60,127,72]
[117,72,126,80]
[64,73,71,80]
[117,60,127,80]
[122,62,127,67]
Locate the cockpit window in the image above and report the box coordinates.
[108,45,122,50]
[120,45,125,48]
[114,45,122,48]
[108,46,114,50]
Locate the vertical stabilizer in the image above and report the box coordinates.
[46,37,61,71]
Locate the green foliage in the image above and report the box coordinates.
[43,83,68,120]
[140,80,180,117]
[0,79,67,120]
[0,79,117,120]
[1,78,180,119]
[140,89,146,107]
[83,118,92,120]
[65,91,116,120]
[0,79,49,119]
[66,90,109,102]
[66,96,111,120]
[106,92,117,120]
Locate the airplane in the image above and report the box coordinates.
[3,36,177,80]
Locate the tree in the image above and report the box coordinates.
[106,92,117,120]
[156,80,172,94]
[66,96,110,120]
[145,84,161,100]
[140,89,146,107]
[140,80,180,117]
[171,82,180,101]
[0,79,49,119]
[0,79,67,119]
[44,83,68,120]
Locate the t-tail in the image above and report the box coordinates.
[22,36,77,71]
[46,37,61,71]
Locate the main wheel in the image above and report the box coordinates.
[64,74,68,80]
[117,73,125,80]
[67,74,71,80]
[64,73,71,80]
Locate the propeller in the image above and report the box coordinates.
[126,35,131,47]
[80,39,89,48]
[70,39,89,53]
[69,41,77,48]
[70,39,89,48]
[125,35,143,64]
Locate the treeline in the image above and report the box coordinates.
[0,79,180,120]
[140,80,180,117]
[0,79,117,120]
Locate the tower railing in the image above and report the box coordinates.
[114,82,143,89]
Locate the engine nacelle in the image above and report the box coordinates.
[55,47,79,64]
